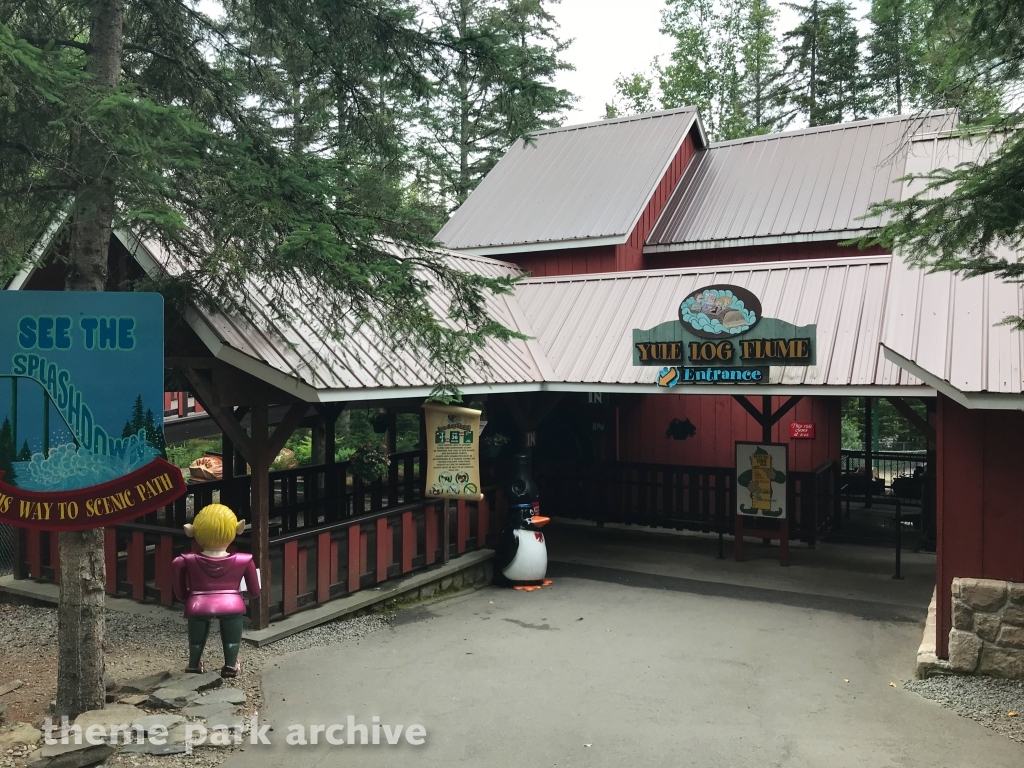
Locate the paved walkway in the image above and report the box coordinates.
[223,526,1023,768]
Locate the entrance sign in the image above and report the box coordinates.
[631,284,817,388]
[0,292,186,530]
[735,442,788,518]
[423,403,483,500]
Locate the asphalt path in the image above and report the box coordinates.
[223,564,1024,768]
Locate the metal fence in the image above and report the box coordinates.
[840,449,929,502]
[0,523,14,576]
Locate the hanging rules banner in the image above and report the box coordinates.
[422,404,483,500]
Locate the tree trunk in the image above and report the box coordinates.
[57,0,126,719]
[56,530,107,717]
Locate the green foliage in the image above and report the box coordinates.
[349,441,391,482]
[1,0,548,394]
[840,398,927,451]
[860,0,1024,325]
[866,0,930,115]
[610,0,786,139]
[122,395,165,456]
[783,0,869,126]
[414,0,574,209]
[604,72,657,119]
[165,437,222,470]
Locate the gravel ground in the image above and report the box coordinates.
[0,602,392,768]
[905,676,1024,743]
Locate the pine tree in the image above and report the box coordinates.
[866,0,929,115]
[416,0,573,209]
[739,0,787,135]
[864,1,1024,326]
[3,0,527,719]
[655,0,787,139]
[783,0,866,126]
[122,394,145,439]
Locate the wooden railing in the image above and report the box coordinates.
[14,450,500,623]
[548,459,838,545]
[91,495,492,620]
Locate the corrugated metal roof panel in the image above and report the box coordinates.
[436,108,703,252]
[882,134,1024,396]
[648,111,958,249]
[132,238,547,395]
[516,255,913,387]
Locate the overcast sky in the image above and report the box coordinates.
[552,0,872,123]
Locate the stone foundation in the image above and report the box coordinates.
[947,577,1024,678]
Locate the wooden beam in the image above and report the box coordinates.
[733,395,766,426]
[766,396,803,427]
[887,396,936,442]
[180,365,255,461]
[268,403,310,460]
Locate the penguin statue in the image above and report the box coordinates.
[495,454,550,586]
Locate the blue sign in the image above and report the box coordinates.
[0,292,167,493]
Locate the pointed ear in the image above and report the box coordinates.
[184,524,195,538]
[236,519,246,535]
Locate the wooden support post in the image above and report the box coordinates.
[761,395,772,443]
[221,431,234,508]
[864,396,874,508]
[282,540,297,616]
[376,518,388,582]
[316,532,331,604]
[156,535,174,606]
[347,525,361,593]
[249,404,272,629]
[425,503,438,565]
[401,511,415,573]
[129,532,145,600]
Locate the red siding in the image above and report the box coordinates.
[512,244,617,277]
[645,240,890,270]
[614,128,701,272]
[935,395,1024,657]
[498,127,702,277]
[619,394,840,472]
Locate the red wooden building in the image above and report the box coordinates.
[437,106,1024,663]
[8,106,1022,669]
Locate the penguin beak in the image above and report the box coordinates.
[529,515,550,528]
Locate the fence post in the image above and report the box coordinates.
[893,498,904,580]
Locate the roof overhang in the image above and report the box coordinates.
[450,234,627,258]
[882,345,1024,411]
[644,229,875,254]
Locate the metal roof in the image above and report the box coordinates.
[436,108,706,256]
[515,254,924,392]
[646,111,959,253]
[881,134,1024,407]
[124,233,551,402]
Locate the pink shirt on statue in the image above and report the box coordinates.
[171,552,260,618]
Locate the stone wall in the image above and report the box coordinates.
[948,577,1024,678]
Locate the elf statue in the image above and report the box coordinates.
[172,504,260,677]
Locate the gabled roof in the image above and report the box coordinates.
[436,108,707,256]
[881,133,1024,408]
[646,110,958,253]
[515,254,925,393]
[122,232,553,403]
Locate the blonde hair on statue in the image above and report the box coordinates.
[191,504,240,549]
